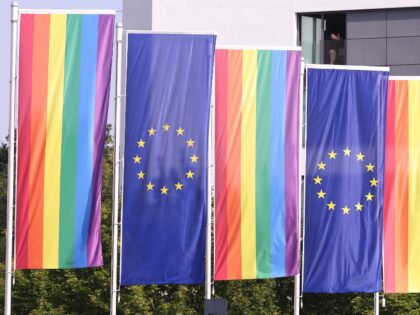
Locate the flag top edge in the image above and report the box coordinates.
[306,64,390,72]
[389,76,420,80]
[125,30,217,36]
[216,45,302,51]
[19,9,116,15]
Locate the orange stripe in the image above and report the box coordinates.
[394,80,409,292]
[226,50,242,278]
[28,14,50,268]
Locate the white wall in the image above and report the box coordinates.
[123,0,420,47]
[125,0,299,46]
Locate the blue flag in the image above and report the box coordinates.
[303,66,389,293]
[121,33,216,285]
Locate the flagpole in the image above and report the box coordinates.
[374,292,380,315]
[293,57,305,315]
[110,22,123,315]
[4,2,19,315]
[293,272,300,314]
[300,62,310,312]
[205,62,215,300]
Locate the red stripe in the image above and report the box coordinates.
[384,80,396,292]
[27,14,49,268]
[394,80,409,292]
[215,50,228,280]
[226,50,242,279]
[16,14,34,269]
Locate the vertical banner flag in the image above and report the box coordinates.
[214,48,301,280]
[303,65,389,292]
[16,12,115,269]
[121,33,216,285]
[384,78,420,293]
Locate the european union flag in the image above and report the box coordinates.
[121,33,216,285]
[303,66,389,293]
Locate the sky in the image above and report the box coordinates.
[0,0,122,142]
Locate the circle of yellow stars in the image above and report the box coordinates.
[133,123,198,195]
[314,147,378,216]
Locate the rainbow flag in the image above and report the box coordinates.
[214,48,301,280]
[16,12,115,269]
[384,78,420,292]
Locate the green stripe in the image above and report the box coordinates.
[256,50,272,278]
[59,14,82,268]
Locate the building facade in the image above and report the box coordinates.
[123,0,420,74]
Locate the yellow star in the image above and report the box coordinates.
[133,155,141,164]
[327,201,336,210]
[356,152,365,161]
[365,192,374,201]
[370,178,378,187]
[163,123,170,132]
[343,147,351,156]
[328,150,337,159]
[137,171,145,179]
[137,139,145,148]
[146,181,154,191]
[366,163,375,172]
[186,138,195,147]
[174,182,183,191]
[186,170,195,179]
[342,206,350,215]
[148,128,156,136]
[313,176,322,184]
[160,186,168,195]
[355,202,364,211]
[176,127,184,136]
[190,154,199,163]
[317,161,326,170]
[317,189,326,199]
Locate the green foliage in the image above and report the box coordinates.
[0,141,8,260]
[1,128,420,314]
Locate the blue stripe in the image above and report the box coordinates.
[74,15,98,267]
[270,51,287,276]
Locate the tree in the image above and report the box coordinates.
[0,140,8,312]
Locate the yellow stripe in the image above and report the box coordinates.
[240,50,257,279]
[408,80,420,291]
[43,14,66,268]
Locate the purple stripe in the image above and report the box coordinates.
[87,15,115,267]
[285,51,300,275]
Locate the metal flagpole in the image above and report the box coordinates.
[293,270,300,313]
[374,292,380,315]
[4,2,19,315]
[110,22,123,315]
[294,57,305,315]
[205,67,215,300]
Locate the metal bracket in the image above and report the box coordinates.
[9,76,17,84]
[114,94,126,100]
